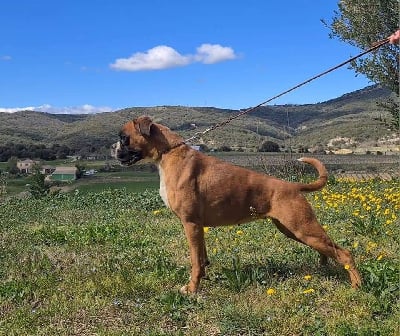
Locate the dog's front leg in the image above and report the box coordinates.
[180,222,206,295]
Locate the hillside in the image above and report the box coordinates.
[0,85,396,156]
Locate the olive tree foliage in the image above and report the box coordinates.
[29,165,50,199]
[323,0,399,129]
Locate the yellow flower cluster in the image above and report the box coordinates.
[265,276,317,296]
[315,180,399,225]
[352,239,389,261]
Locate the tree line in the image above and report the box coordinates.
[0,139,287,163]
[0,143,74,162]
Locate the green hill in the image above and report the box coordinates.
[0,85,395,156]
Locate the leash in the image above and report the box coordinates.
[185,36,392,143]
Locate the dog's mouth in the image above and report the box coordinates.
[118,150,143,166]
[111,142,143,166]
[120,154,142,166]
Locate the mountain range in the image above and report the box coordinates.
[0,85,396,154]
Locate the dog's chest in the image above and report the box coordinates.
[158,165,170,208]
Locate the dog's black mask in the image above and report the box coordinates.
[116,133,143,166]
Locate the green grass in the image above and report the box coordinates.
[3,176,30,195]
[75,180,159,194]
[73,171,159,194]
[0,179,399,335]
[1,170,159,197]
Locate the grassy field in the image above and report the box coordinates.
[1,170,160,197]
[0,177,399,335]
[73,171,159,194]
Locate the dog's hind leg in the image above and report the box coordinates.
[204,244,210,267]
[272,218,303,243]
[298,225,362,288]
[180,222,207,294]
[272,218,329,267]
[271,215,361,288]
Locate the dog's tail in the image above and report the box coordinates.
[296,157,328,192]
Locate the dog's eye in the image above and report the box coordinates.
[119,134,130,146]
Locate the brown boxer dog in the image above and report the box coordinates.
[111,116,362,294]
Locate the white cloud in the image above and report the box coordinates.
[0,104,114,114]
[111,45,191,71]
[195,44,236,64]
[1,55,12,61]
[110,43,237,71]
[0,106,37,113]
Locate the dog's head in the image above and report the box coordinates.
[111,116,183,165]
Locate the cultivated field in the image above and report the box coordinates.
[0,176,399,335]
[214,153,400,175]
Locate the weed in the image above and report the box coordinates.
[159,291,200,325]
[351,211,386,236]
[222,254,256,292]
[360,258,399,316]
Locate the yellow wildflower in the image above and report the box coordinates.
[344,264,350,270]
[304,275,312,281]
[303,288,315,294]
[236,230,244,235]
[266,288,276,295]
[153,210,161,215]
[366,241,377,251]
[203,227,209,233]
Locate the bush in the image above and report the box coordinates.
[28,167,50,199]
[259,140,280,152]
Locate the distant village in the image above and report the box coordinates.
[16,159,78,182]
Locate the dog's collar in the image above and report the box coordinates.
[160,141,186,155]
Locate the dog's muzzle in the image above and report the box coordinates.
[111,142,142,166]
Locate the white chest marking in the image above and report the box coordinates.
[158,165,170,208]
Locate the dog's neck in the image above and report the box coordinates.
[151,123,186,160]
[160,141,186,155]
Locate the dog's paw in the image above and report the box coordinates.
[179,285,189,295]
[179,284,199,295]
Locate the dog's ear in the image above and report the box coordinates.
[135,116,153,136]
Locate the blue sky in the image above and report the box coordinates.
[0,0,374,114]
